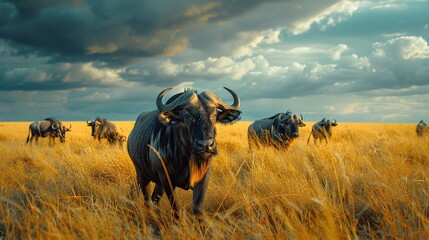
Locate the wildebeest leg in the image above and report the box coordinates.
[192,170,210,216]
[135,170,150,202]
[151,184,164,204]
[323,132,328,144]
[157,172,179,218]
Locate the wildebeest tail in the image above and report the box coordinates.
[26,126,31,143]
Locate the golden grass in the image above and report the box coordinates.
[1,121,428,239]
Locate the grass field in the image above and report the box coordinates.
[0,121,428,239]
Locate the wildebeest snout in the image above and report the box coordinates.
[193,138,216,153]
[292,132,299,137]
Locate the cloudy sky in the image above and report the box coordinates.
[1,0,428,123]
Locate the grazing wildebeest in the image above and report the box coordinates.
[86,117,118,144]
[248,111,306,149]
[127,87,241,218]
[416,120,428,137]
[26,117,71,145]
[307,118,338,144]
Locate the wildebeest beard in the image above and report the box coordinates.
[189,153,214,188]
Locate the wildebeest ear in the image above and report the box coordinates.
[217,109,241,124]
[299,120,306,127]
[158,110,181,125]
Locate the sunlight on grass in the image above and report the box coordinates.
[0,121,428,238]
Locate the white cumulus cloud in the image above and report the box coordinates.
[373,36,429,60]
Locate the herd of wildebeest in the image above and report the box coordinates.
[26,117,127,146]
[24,87,429,218]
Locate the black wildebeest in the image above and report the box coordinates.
[416,120,428,137]
[26,117,71,145]
[86,117,122,144]
[127,87,241,218]
[307,118,338,144]
[248,111,306,149]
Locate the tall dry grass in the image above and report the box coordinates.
[0,121,428,239]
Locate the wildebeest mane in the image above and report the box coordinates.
[138,111,192,188]
[95,117,106,123]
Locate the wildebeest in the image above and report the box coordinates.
[248,111,306,149]
[307,118,338,144]
[416,120,428,137]
[86,117,121,144]
[127,87,241,218]
[26,117,71,145]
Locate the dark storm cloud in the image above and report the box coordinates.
[0,0,275,66]
[0,0,352,93]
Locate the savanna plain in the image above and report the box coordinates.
[0,121,428,239]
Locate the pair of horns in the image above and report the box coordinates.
[156,87,240,111]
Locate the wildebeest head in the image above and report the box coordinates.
[58,123,72,142]
[156,87,241,186]
[416,120,428,137]
[277,111,306,140]
[86,117,104,137]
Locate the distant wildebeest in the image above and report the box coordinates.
[416,120,428,137]
[248,111,306,149]
[26,117,71,145]
[127,87,241,218]
[307,118,338,144]
[86,117,123,144]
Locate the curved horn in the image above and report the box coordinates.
[221,87,240,110]
[156,88,173,112]
[300,113,304,121]
[200,87,240,110]
[68,123,72,130]
[333,119,337,124]
[52,122,58,130]
[86,120,91,125]
[156,87,196,112]
[279,113,288,122]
